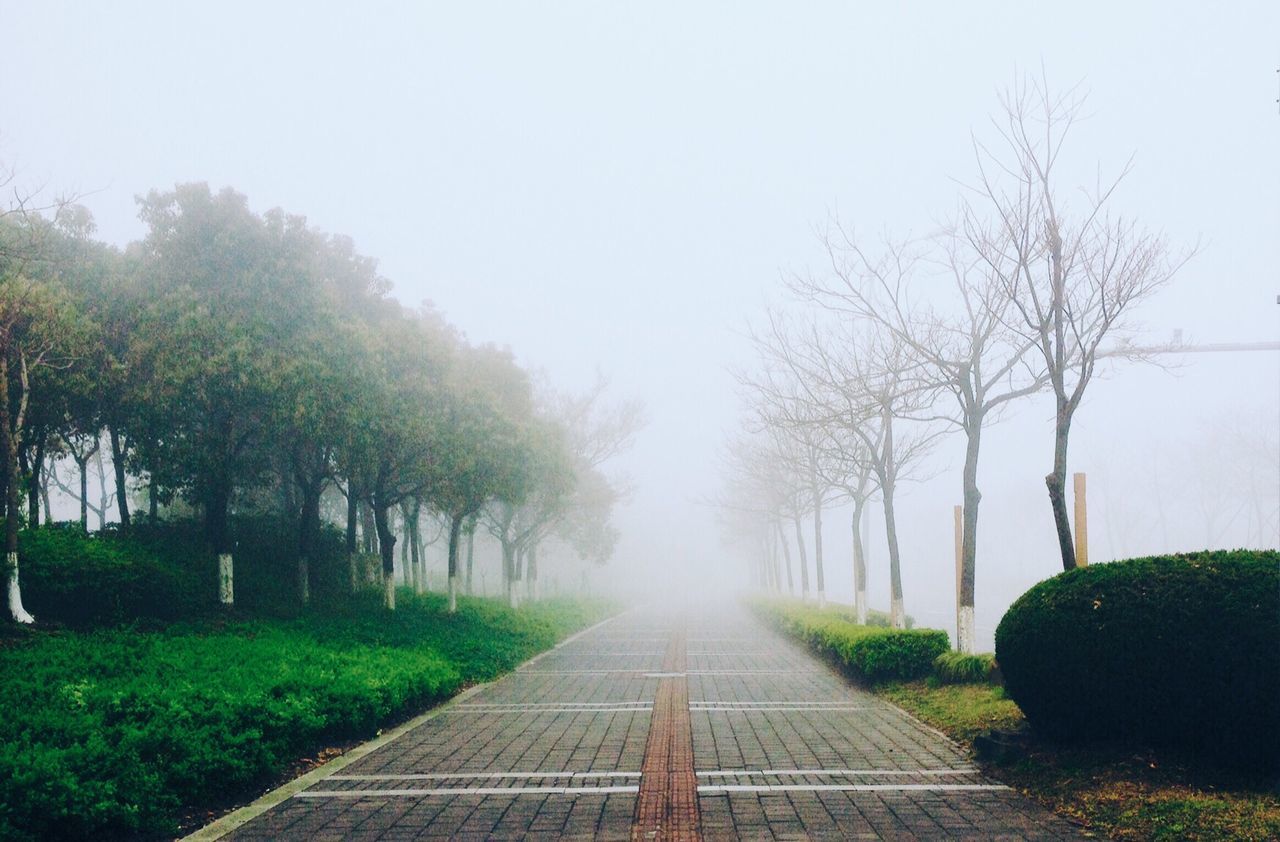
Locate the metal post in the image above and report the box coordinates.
[1073,473,1088,567]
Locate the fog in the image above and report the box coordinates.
[4,2,1278,648]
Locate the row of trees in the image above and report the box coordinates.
[720,78,1187,652]
[1,175,641,622]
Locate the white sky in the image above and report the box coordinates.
[3,2,1278,646]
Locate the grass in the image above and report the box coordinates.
[0,592,618,842]
[878,680,1022,742]
[879,679,1280,841]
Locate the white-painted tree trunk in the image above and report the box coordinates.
[448,574,458,613]
[7,552,33,624]
[890,597,905,630]
[384,576,396,610]
[218,554,234,606]
[855,588,867,625]
[298,557,310,605]
[958,605,976,654]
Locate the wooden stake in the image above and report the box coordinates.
[1073,472,1088,567]
[953,505,963,647]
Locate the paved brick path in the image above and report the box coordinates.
[218,604,1087,841]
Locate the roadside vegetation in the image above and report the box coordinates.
[0,175,642,624]
[882,679,1280,842]
[756,549,1280,841]
[0,527,616,841]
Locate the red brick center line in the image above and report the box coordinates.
[630,623,702,842]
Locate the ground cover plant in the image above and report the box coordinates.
[0,593,616,841]
[749,598,948,682]
[880,679,1280,842]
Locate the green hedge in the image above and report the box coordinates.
[20,524,209,626]
[0,594,616,841]
[933,652,998,685]
[995,551,1280,771]
[751,599,949,682]
[19,517,356,627]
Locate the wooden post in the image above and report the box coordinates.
[1073,472,1088,567]
[953,505,963,649]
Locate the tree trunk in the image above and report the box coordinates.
[792,513,810,600]
[399,504,411,588]
[851,502,867,625]
[882,486,905,629]
[373,500,397,610]
[1046,401,1077,572]
[409,500,423,595]
[297,479,322,606]
[502,539,517,608]
[465,522,475,595]
[26,434,46,528]
[958,422,983,653]
[526,543,538,602]
[776,522,794,595]
[205,478,234,607]
[108,426,130,530]
[77,455,89,530]
[878,405,906,630]
[513,547,525,605]
[812,487,825,608]
[0,353,33,623]
[361,502,377,556]
[41,453,53,526]
[446,512,462,613]
[344,481,359,591]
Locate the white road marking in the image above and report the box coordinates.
[687,670,821,675]
[330,771,641,781]
[698,784,1010,793]
[296,785,640,797]
[691,701,870,706]
[685,701,864,706]
[460,702,649,708]
[452,706,653,714]
[695,769,979,777]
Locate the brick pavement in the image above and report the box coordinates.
[213,604,1088,841]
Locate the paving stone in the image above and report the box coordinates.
[221,604,1087,840]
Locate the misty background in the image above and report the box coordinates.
[3,2,1277,648]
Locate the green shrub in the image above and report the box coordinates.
[933,651,998,684]
[751,599,948,682]
[20,524,208,626]
[995,550,1280,771]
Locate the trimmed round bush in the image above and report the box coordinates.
[995,551,1279,770]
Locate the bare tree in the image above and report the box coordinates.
[736,362,839,606]
[714,433,798,594]
[755,314,938,627]
[963,76,1190,571]
[794,230,1046,651]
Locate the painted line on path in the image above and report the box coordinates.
[296,785,640,798]
[691,701,870,706]
[695,768,979,777]
[330,771,641,781]
[698,783,1010,793]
